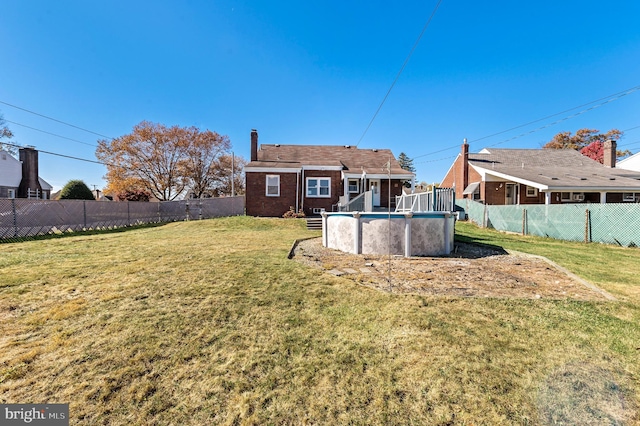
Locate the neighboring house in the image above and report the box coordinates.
[245,130,415,217]
[441,140,640,204]
[617,151,640,172]
[0,147,52,199]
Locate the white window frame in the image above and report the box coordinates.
[560,192,571,202]
[347,179,359,194]
[7,189,15,199]
[525,186,538,197]
[306,177,331,198]
[265,175,280,197]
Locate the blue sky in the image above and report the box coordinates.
[1,1,639,191]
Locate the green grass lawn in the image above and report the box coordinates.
[0,217,639,424]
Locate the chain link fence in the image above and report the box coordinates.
[456,199,640,247]
[0,196,245,242]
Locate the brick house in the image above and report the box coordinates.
[244,130,415,217]
[441,140,640,204]
[0,147,52,199]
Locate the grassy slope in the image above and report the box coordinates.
[0,217,638,425]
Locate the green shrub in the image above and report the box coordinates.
[59,180,95,200]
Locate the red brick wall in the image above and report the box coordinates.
[484,182,505,205]
[519,185,545,204]
[246,172,299,217]
[441,155,481,199]
[440,156,461,197]
[247,170,411,216]
[380,180,405,207]
[301,170,342,216]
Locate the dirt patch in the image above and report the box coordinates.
[292,238,613,301]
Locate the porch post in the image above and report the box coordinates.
[353,212,361,254]
[321,211,328,247]
[545,192,551,205]
[343,178,349,203]
[600,192,607,204]
[404,212,412,257]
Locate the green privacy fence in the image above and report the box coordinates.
[456,199,640,247]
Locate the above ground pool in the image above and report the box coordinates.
[321,211,455,257]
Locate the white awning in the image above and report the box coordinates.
[463,182,480,195]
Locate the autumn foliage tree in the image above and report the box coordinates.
[115,188,152,202]
[210,154,247,196]
[181,128,231,199]
[96,121,238,201]
[579,141,605,163]
[543,128,630,160]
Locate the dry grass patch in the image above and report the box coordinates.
[0,217,639,424]
[293,238,612,301]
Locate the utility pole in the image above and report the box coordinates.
[231,152,235,197]
[386,158,392,292]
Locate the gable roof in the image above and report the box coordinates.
[245,144,414,177]
[468,148,640,191]
[0,150,23,187]
[617,151,640,172]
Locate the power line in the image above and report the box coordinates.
[411,84,640,160]
[0,100,114,140]
[619,138,640,148]
[0,141,111,166]
[482,94,632,149]
[5,120,98,147]
[355,0,443,147]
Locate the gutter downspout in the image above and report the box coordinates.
[301,167,305,213]
[296,170,300,213]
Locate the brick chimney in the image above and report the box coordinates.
[250,129,258,161]
[603,139,616,168]
[18,147,43,198]
[460,138,469,197]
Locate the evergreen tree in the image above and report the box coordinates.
[397,152,416,188]
[397,152,416,173]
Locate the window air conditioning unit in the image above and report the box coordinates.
[623,193,636,202]
[573,193,585,201]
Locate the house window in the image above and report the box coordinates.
[560,192,571,202]
[266,175,280,197]
[348,179,359,193]
[306,177,331,198]
[526,186,538,197]
[7,189,15,199]
[623,193,639,202]
[472,186,481,200]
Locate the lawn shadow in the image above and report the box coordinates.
[452,234,509,259]
[0,222,169,244]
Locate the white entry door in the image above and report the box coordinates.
[370,179,381,206]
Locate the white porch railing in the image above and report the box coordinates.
[338,190,373,212]
[395,187,455,213]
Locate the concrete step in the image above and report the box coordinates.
[306,217,322,230]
